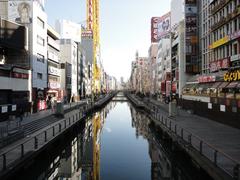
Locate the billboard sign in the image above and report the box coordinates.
[151,12,171,42]
[209,58,230,72]
[8,0,32,24]
[82,30,93,38]
[0,18,26,49]
[185,0,199,74]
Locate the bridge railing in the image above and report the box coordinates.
[0,109,85,173]
[151,110,240,179]
[0,93,116,174]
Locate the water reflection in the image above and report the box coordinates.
[129,105,213,180]
[8,101,212,180]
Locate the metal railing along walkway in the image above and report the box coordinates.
[0,93,115,175]
[150,109,240,180]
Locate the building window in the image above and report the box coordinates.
[234,19,238,32]
[37,17,44,29]
[37,35,45,46]
[233,43,238,55]
[37,53,44,63]
[37,73,43,79]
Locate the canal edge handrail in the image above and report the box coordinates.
[125,92,240,179]
[0,92,116,173]
[0,110,85,171]
[151,109,240,179]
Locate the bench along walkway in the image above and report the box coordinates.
[127,93,240,180]
[0,93,115,176]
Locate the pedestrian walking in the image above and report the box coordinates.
[51,97,55,112]
[19,107,24,122]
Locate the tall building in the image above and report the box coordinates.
[77,44,87,99]
[60,39,78,103]
[0,0,48,113]
[0,18,30,120]
[81,31,94,96]
[55,19,82,43]
[148,43,158,95]
[199,0,212,74]
[157,38,172,98]
[130,52,149,94]
[46,25,62,103]
[171,21,187,97]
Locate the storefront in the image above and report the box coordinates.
[32,88,47,113]
[182,70,240,108]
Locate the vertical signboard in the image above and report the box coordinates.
[8,0,32,25]
[87,0,93,31]
[185,0,199,74]
[151,12,171,43]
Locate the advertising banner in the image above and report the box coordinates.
[209,58,230,72]
[151,12,171,42]
[185,0,199,74]
[8,0,32,24]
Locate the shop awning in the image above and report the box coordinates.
[210,82,222,88]
[198,83,213,89]
[183,83,198,89]
[218,82,229,89]
[225,82,238,88]
[236,82,240,88]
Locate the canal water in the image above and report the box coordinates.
[7,100,214,180]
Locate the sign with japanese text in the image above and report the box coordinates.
[209,36,229,49]
[12,72,29,79]
[185,0,199,74]
[151,12,171,42]
[8,0,32,24]
[48,66,60,76]
[209,58,230,72]
[224,70,240,82]
[82,30,93,38]
[197,76,216,83]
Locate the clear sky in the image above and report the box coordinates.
[46,0,170,81]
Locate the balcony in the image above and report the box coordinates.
[231,6,240,19]
[211,16,227,31]
[210,0,231,15]
[48,51,59,63]
[47,37,60,51]
[211,7,240,31]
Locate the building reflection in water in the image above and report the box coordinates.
[129,104,213,180]
[46,102,116,180]
[11,102,211,180]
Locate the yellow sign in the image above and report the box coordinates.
[209,36,229,49]
[224,70,240,82]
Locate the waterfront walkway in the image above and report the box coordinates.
[0,93,115,177]
[148,98,240,163]
[127,93,240,179]
[0,101,87,127]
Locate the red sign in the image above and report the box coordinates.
[161,81,166,93]
[172,83,177,93]
[12,72,29,79]
[38,100,46,111]
[151,12,171,43]
[197,76,216,83]
[87,0,93,30]
[82,30,93,37]
[209,58,230,72]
